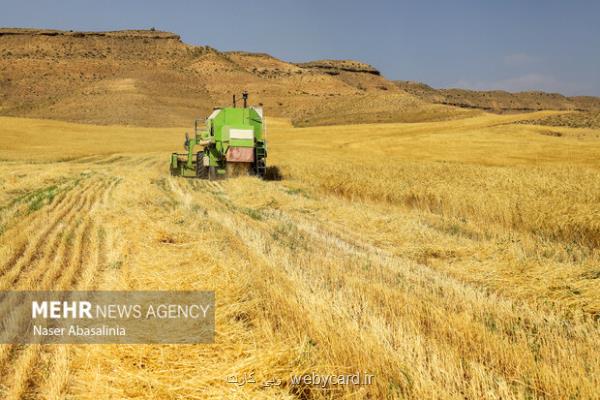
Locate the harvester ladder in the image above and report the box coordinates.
[255,147,266,176]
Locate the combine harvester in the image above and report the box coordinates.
[170,91,267,180]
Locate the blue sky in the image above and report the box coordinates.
[1,0,599,96]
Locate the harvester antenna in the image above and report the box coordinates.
[242,91,248,108]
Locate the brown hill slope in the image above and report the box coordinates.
[395,80,600,113]
[515,110,600,129]
[0,28,475,127]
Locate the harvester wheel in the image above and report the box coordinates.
[208,166,217,181]
[255,158,266,179]
[196,152,208,178]
[170,161,180,176]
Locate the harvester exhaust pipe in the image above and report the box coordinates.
[233,94,236,108]
[242,91,248,108]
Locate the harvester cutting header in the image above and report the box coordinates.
[170,91,267,179]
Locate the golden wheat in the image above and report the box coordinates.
[0,112,598,399]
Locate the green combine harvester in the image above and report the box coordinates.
[170,91,267,180]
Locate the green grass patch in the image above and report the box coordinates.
[284,186,311,198]
[109,260,123,270]
[240,207,264,221]
[271,222,308,251]
[27,185,59,213]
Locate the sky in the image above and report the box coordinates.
[1,0,599,96]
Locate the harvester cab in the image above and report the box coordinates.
[170,91,267,180]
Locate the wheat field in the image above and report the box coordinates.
[0,112,599,399]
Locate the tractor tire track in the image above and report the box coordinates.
[0,181,70,235]
[0,181,100,291]
[9,181,102,290]
[16,179,103,293]
[6,217,94,400]
[0,185,73,275]
[0,177,115,400]
[0,179,97,284]
[20,178,118,400]
[31,223,100,400]
[101,177,120,205]
[0,182,100,367]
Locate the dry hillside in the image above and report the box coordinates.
[5,28,597,128]
[515,110,600,129]
[0,28,475,127]
[396,80,600,113]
